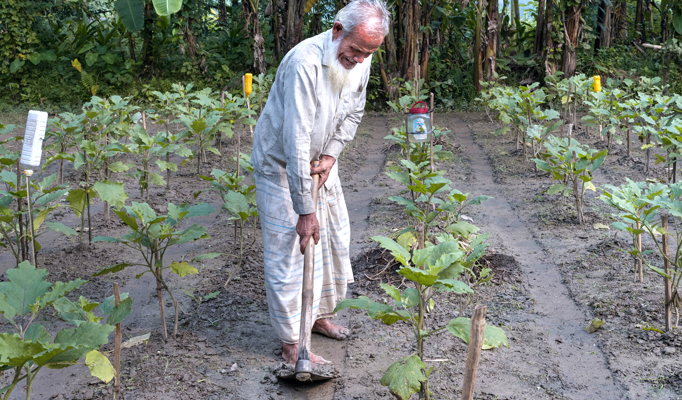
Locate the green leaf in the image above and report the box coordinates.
[0,333,45,367]
[333,297,406,325]
[149,173,166,186]
[114,0,144,32]
[435,279,473,294]
[169,261,198,277]
[92,263,132,277]
[397,266,440,286]
[113,209,138,231]
[66,189,87,218]
[152,0,183,15]
[106,297,132,325]
[10,59,25,73]
[85,350,115,383]
[99,293,130,315]
[674,10,682,35]
[0,261,51,317]
[379,355,426,400]
[380,284,401,302]
[447,318,509,349]
[547,184,567,195]
[85,52,98,66]
[371,236,411,267]
[222,191,249,219]
[24,324,50,344]
[43,222,78,237]
[93,181,128,210]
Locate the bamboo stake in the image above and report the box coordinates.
[461,304,487,400]
[430,93,434,173]
[662,215,673,331]
[16,159,24,261]
[113,282,122,400]
[626,117,631,157]
[563,83,573,137]
[636,220,643,283]
[154,239,168,342]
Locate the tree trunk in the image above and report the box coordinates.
[616,0,628,40]
[561,3,582,78]
[601,3,611,48]
[285,0,305,53]
[244,0,267,73]
[218,0,227,25]
[661,9,669,42]
[127,32,136,61]
[485,0,498,79]
[420,1,433,82]
[594,0,607,52]
[312,12,322,35]
[141,1,155,70]
[512,0,520,23]
[183,17,197,58]
[272,0,283,60]
[401,0,420,80]
[635,0,646,41]
[533,0,545,55]
[474,0,482,91]
[542,0,556,75]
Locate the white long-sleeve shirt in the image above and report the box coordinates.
[251,29,371,215]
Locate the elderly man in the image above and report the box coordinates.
[251,0,389,364]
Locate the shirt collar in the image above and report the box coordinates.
[321,29,333,67]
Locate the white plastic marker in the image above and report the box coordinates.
[20,110,49,268]
[20,110,49,170]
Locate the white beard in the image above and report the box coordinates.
[324,36,365,93]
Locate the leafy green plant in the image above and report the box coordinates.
[0,261,132,399]
[533,135,607,225]
[93,201,217,340]
[0,173,75,267]
[600,179,666,283]
[195,161,258,286]
[334,235,508,400]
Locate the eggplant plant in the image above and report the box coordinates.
[93,201,218,340]
[533,135,607,225]
[195,158,258,286]
[599,179,667,283]
[45,113,84,184]
[0,261,131,400]
[0,173,75,267]
[334,234,507,400]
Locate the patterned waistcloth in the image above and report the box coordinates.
[255,172,353,344]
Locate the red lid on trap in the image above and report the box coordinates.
[409,101,428,114]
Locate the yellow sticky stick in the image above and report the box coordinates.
[244,73,253,96]
[593,75,602,92]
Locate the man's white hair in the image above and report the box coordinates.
[335,0,390,39]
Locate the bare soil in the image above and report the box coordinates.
[0,111,677,399]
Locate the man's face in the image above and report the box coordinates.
[332,21,383,70]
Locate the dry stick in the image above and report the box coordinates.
[526,99,537,173]
[636,220,643,283]
[154,239,168,342]
[607,92,614,151]
[103,125,110,221]
[461,304,487,400]
[626,117,631,157]
[662,215,673,331]
[16,159,24,261]
[563,83,573,137]
[113,283,122,400]
[142,112,150,203]
[219,93,225,161]
[645,134,651,174]
[430,92,435,173]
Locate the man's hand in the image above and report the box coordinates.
[297,213,320,254]
[311,155,336,189]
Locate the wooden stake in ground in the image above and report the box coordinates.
[113,283,122,400]
[635,220,643,283]
[461,304,487,400]
[154,239,168,342]
[563,83,573,137]
[430,92,434,173]
[626,116,631,157]
[661,215,673,331]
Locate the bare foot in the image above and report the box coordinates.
[282,343,330,365]
[312,318,349,340]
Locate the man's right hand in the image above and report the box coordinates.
[297,212,320,254]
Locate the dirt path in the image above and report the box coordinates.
[441,115,622,399]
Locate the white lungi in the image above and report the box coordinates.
[255,172,354,344]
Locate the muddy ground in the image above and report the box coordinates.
[0,111,679,399]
